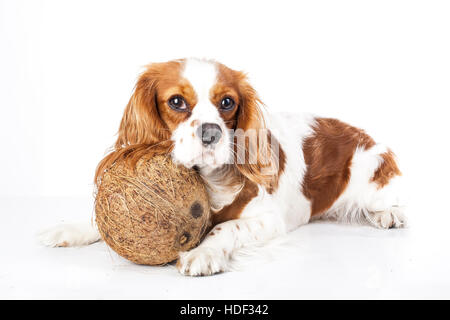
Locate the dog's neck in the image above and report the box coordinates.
[198,164,245,213]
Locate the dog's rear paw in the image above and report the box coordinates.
[368,206,407,229]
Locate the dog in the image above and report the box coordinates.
[38,58,406,276]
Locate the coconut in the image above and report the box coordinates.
[95,154,210,265]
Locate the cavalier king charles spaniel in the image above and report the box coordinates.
[39,58,406,276]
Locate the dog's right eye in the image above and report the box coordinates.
[168,96,188,112]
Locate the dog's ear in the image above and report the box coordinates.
[234,74,281,189]
[94,64,172,186]
[235,74,265,135]
[116,66,170,148]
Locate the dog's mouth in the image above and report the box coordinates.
[183,150,222,169]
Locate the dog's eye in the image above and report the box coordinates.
[168,96,188,111]
[220,97,235,111]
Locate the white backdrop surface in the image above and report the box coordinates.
[1,0,449,299]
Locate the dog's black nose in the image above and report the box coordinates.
[197,123,222,146]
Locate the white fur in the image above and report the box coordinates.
[37,222,100,247]
[178,214,285,276]
[199,165,244,212]
[171,58,233,169]
[38,60,406,276]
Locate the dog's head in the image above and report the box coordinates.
[96,58,275,187]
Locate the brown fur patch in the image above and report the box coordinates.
[371,149,401,188]
[214,63,244,129]
[302,118,376,216]
[209,82,240,129]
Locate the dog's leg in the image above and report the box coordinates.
[37,222,101,247]
[177,214,284,276]
[367,205,407,229]
[322,145,407,229]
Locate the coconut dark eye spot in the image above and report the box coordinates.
[190,201,203,218]
[179,232,191,245]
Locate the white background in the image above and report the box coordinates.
[1,0,450,299]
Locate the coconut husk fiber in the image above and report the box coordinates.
[95,154,211,265]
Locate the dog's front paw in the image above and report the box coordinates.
[37,223,101,247]
[177,247,229,276]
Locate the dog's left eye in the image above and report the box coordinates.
[220,97,235,111]
[168,96,188,112]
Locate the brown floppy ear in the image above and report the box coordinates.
[94,65,172,186]
[235,74,265,135]
[116,67,170,148]
[234,74,281,189]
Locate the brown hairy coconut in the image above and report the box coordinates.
[95,154,210,265]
